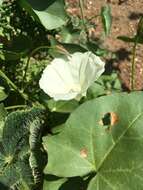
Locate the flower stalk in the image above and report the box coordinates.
[79,0,89,41]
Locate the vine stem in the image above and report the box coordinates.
[22,44,71,91]
[131,41,137,91]
[0,70,29,102]
[5,105,27,110]
[79,0,85,22]
[22,45,51,90]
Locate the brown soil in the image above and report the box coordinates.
[66,0,143,90]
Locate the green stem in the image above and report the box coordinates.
[5,105,28,110]
[0,70,29,102]
[79,0,89,41]
[79,0,85,22]
[22,45,51,90]
[88,15,100,21]
[131,42,137,91]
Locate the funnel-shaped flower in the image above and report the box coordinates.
[39,51,105,101]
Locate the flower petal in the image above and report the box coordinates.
[39,56,81,100]
[39,59,70,94]
[39,51,105,101]
[79,52,105,91]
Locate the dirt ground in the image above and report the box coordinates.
[66,0,143,90]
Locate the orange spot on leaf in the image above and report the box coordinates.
[80,148,88,158]
[110,112,118,126]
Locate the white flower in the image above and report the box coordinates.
[39,51,105,101]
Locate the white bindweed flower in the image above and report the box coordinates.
[39,51,105,101]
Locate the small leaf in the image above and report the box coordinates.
[47,99,79,113]
[87,82,106,99]
[101,5,112,36]
[60,43,86,54]
[59,25,80,43]
[118,35,143,44]
[117,36,136,43]
[86,41,109,56]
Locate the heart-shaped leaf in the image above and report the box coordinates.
[44,92,143,189]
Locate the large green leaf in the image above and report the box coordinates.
[0,108,45,189]
[19,0,68,30]
[44,92,143,189]
[0,110,35,189]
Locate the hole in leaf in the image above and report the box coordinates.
[99,112,118,127]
